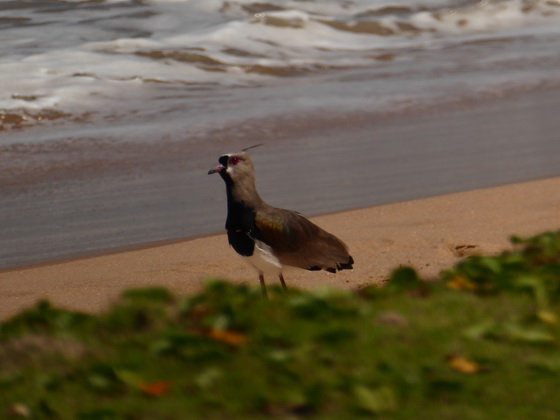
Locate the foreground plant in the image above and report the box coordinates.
[1,231,560,419]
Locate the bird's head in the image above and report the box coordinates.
[208,152,256,185]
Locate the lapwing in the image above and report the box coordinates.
[208,150,354,297]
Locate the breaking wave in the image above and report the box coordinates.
[1,0,560,130]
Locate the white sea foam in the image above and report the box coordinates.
[1,0,560,132]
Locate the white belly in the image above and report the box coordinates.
[242,240,283,276]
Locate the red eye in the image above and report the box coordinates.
[229,156,240,165]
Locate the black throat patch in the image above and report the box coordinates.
[225,200,260,257]
[221,170,264,257]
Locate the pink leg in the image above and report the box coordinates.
[259,274,268,298]
[279,273,287,290]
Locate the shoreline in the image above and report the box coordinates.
[2,176,560,320]
[2,86,560,269]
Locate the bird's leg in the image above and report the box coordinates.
[279,273,288,290]
[259,273,268,298]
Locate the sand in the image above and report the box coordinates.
[1,175,559,320]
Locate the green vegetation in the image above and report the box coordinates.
[2,230,560,419]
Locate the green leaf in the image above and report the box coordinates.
[87,374,116,391]
[86,365,119,392]
[476,257,503,274]
[195,368,223,389]
[353,385,397,413]
[463,320,498,340]
[114,369,143,388]
[386,267,422,292]
[0,372,23,388]
[501,323,555,344]
[529,355,560,373]
[514,275,550,310]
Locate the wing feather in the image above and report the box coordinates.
[255,206,353,272]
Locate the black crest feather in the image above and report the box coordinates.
[241,143,264,152]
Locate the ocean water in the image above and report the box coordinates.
[2,0,560,268]
[2,0,560,138]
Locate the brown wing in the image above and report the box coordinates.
[255,206,353,272]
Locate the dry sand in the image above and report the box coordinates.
[1,176,560,320]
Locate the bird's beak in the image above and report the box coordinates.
[208,164,226,175]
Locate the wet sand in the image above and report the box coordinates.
[1,175,560,320]
[2,86,560,269]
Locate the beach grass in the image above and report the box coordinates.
[2,231,560,419]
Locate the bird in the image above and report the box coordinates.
[208,149,354,297]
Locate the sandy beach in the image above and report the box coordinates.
[3,0,560,321]
[1,175,559,320]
